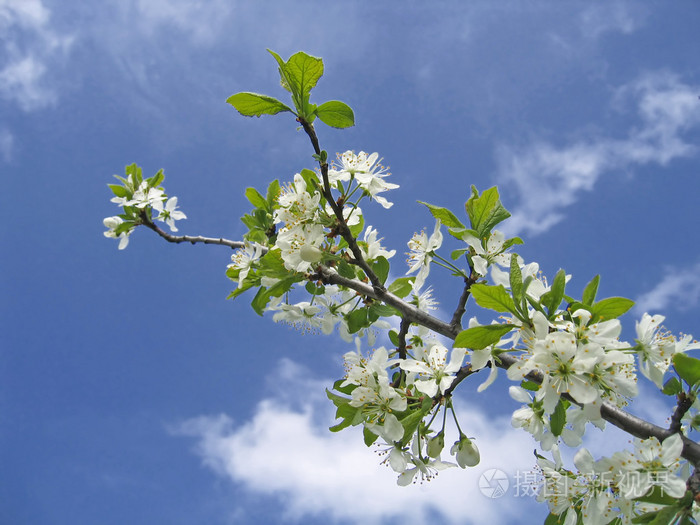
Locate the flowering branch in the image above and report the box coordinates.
[104,50,700,523]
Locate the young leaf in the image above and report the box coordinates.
[226,92,293,117]
[346,308,369,333]
[371,256,390,284]
[582,275,600,306]
[454,324,514,350]
[387,277,414,298]
[315,100,355,128]
[590,297,634,321]
[470,284,516,314]
[245,187,268,210]
[465,186,511,238]
[266,179,280,208]
[509,254,523,308]
[541,269,566,318]
[418,201,465,230]
[285,51,324,99]
[108,184,129,198]
[662,377,682,396]
[363,426,378,447]
[549,399,567,436]
[673,353,700,387]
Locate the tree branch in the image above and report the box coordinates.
[298,118,385,293]
[449,267,478,331]
[141,216,248,250]
[141,220,700,465]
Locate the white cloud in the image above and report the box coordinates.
[578,1,645,40]
[0,0,73,111]
[173,359,544,525]
[496,72,700,236]
[633,260,700,316]
[133,0,234,46]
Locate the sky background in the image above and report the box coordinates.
[2,1,700,524]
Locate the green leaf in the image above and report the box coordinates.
[582,275,600,306]
[631,505,682,524]
[544,512,566,525]
[371,256,390,285]
[451,248,468,261]
[368,303,397,321]
[465,186,511,238]
[389,330,400,347]
[510,254,523,309]
[245,187,267,210]
[590,297,634,321]
[258,250,290,279]
[634,485,688,506]
[541,269,566,318]
[418,201,465,230]
[226,279,258,300]
[286,51,324,98]
[470,284,516,314]
[329,418,353,432]
[550,399,567,436]
[337,260,356,279]
[673,353,700,387]
[363,426,378,446]
[325,387,350,406]
[346,309,369,333]
[266,180,280,209]
[662,377,682,395]
[108,184,129,198]
[315,100,355,128]
[305,281,326,296]
[226,92,293,117]
[149,169,164,188]
[267,50,324,116]
[299,168,320,194]
[521,380,540,392]
[454,324,514,350]
[387,277,414,298]
[250,276,298,315]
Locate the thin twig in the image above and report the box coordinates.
[449,266,478,331]
[669,393,694,434]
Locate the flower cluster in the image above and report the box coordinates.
[104,165,186,249]
[333,341,477,485]
[536,435,686,524]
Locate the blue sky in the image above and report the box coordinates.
[2,1,700,524]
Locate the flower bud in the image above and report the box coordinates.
[427,432,445,459]
[299,244,323,263]
[451,435,480,468]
